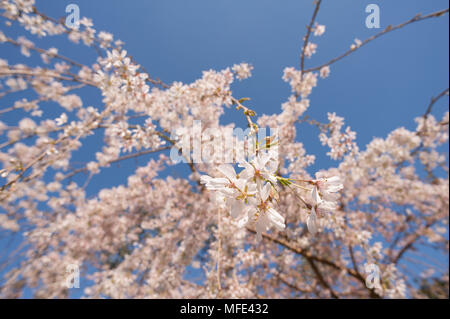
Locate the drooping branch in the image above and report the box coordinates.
[246,227,382,298]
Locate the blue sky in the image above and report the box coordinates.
[0,0,448,297]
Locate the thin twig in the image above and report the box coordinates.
[300,0,322,77]
[422,88,449,121]
[303,8,449,73]
[61,146,171,181]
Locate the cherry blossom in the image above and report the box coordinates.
[0,0,448,300]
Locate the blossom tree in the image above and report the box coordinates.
[0,0,448,299]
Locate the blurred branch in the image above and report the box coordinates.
[246,227,382,298]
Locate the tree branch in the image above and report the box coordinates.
[304,8,449,73]
[300,0,322,76]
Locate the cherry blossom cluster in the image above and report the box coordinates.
[200,140,285,239]
[200,136,344,238]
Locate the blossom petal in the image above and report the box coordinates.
[260,183,271,202]
[307,207,318,235]
[311,186,322,206]
[217,164,236,180]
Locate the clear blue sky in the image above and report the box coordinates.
[0,0,448,297]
